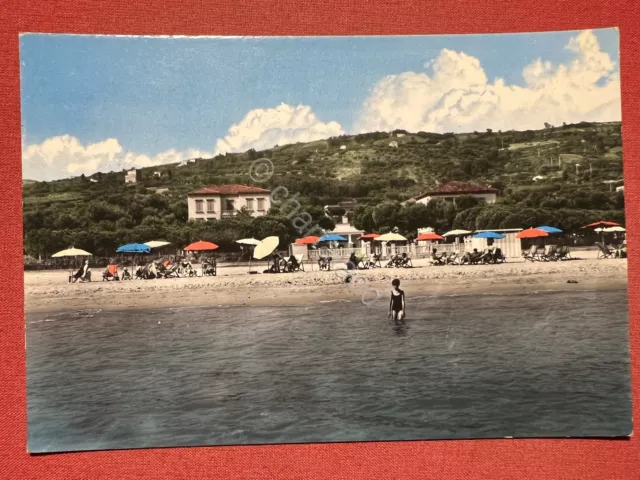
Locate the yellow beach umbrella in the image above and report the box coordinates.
[253,236,280,260]
[374,233,407,242]
[51,247,92,257]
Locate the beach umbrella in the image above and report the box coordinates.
[52,247,93,276]
[603,226,626,232]
[473,231,505,239]
[236,238,261,272]
[317,234,348,243]
[254,236,280,260]
[51,247,92,258]
[184,241,219,252]
[374,233,408,242]
[144,240,171,249]
[515,228,549,239]
[416,233,444,241]
[295,236,320,245]
[583,220,621,243]
[583,220,621,229]
[117,243,152,254]
[537,226,563,234]
[442,229,472,237]
[236,238,261,246]
[357,233,381,240]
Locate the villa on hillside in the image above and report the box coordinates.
[124,168,137,184]
[187,184,272,221]
[324,200,363,245]
[407,181,498,205]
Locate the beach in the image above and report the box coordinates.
[25,256,628,313]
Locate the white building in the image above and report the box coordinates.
[389,141,399,148]
[125,168,137,184]
[408,181,498,205]
[187,184,272,221]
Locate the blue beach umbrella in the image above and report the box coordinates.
[473,231,505,239]
[116,243,152,254]
[316,234,347,243]
[536,225,563,234]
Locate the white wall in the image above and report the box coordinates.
[187,193,272,221]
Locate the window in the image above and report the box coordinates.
[195,199,204,213]
[257,198,265,211]
[206,199,215,213]
[246,198,254,211]
[224,199,235,211]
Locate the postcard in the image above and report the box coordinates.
[22,28,631,453]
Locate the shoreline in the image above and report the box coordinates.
[25,259,628,314]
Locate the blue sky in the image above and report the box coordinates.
[20,29,621,180]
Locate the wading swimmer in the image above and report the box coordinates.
[388,278,406,324]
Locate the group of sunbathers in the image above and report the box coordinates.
[430,247,505,266]
[265,252,304,273]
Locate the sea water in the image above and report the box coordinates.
[26,288,632,452]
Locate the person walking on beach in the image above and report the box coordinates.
[388,278,406,324]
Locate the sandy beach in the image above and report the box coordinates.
[24,256,628,313]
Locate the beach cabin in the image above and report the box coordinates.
[465,229,523,258]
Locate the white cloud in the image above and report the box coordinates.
[22,135,212,181]
[213,103,344,155]
[356,29,620,133]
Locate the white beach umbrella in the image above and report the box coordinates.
[253,236,280,260]
[442,229,472,237]
[51,247,92,257]
[374,233,408,242]
[236,238,261,246]
[144,240,171,249]
[603,226,626,232]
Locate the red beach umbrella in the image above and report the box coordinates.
[516,228,549,239]
[416,233,444,241]
[295,236,320,245]
[583,220,621,228]
[184,240,219,251]
[358,233,381,240]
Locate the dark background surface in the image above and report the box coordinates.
[1,1,639,478]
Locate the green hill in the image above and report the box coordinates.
[22,121,625,258]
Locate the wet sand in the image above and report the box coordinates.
[24,257,628,313]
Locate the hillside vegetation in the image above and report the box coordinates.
[23,121,625,257]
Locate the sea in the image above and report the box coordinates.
[26,287,632,453]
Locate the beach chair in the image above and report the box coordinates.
[367,253,382,268]
[202,258,217,276]
[553,245,572,261]
[478,248,493,264]
[318,256,332,271]
[522,245,540,262]
[445,251,460,265]
[102,264,119,281]
[293,254,305,272]
[540,245,557,261]
[595,242,614,259]
[70,262,91,283]
[385,254,401,267]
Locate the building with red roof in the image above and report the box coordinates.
[187,184,272,220]
[407,181,498,205]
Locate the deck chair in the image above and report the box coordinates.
[523,245,540,262]
[202,257,217,276]
[71,262,91,283]
[595,242,614,259]
[478,248,493,264]
[429,252,445,266]
[553,245,572,261]
[102,264,120,281]
[385,254,401,267]
[367,254,382,268]
[540,245,557,261]
[292,254,305,272]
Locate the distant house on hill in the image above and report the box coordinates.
[124,168,137,184]
[187,184,272,221]
[389,141,399,148]
[407,181,498,205]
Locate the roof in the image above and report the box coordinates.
[412,181,498,201]
[188,184,271,196]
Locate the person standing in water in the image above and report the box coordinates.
[388,278,406,324]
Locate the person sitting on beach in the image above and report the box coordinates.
[72,260,89,283]
[348,252,358,270]
[469,248,482,264]
[430,248,444,266]
[388,278,406,324]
